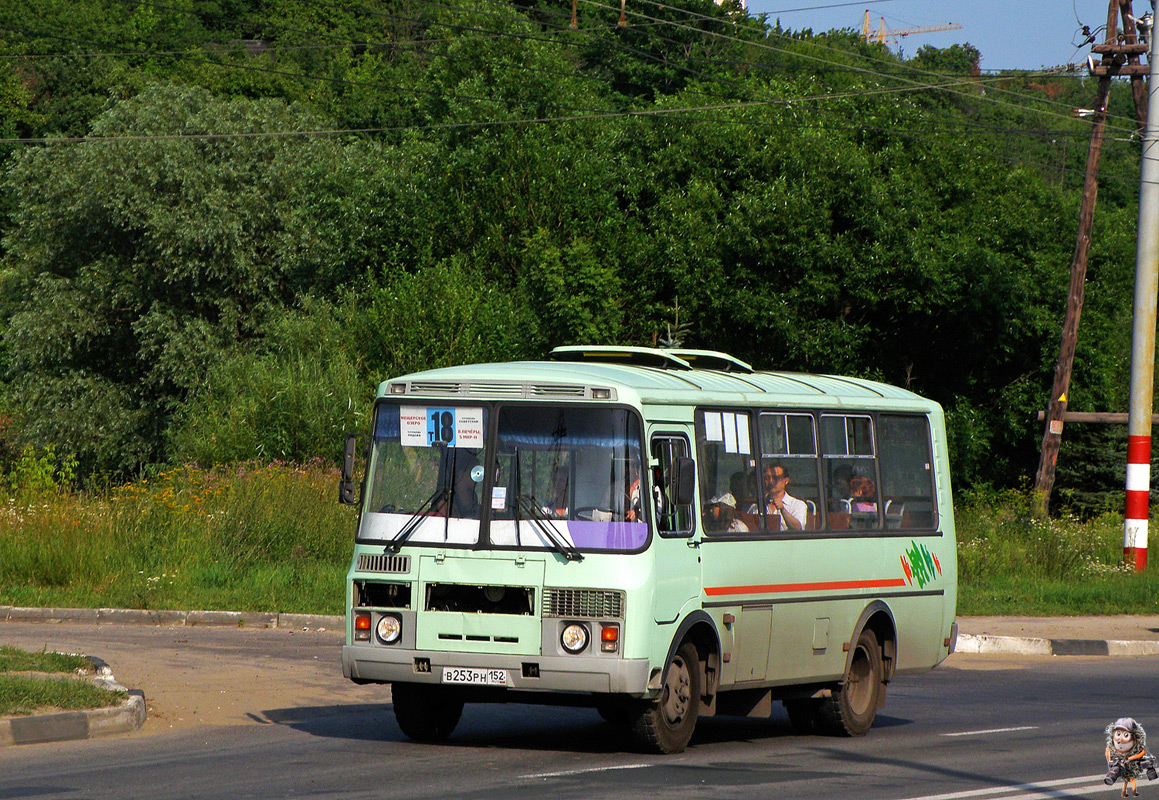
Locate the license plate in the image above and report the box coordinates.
[441,667,508,686]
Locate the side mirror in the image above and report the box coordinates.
[339,433,362,506]
[673,456,696,506]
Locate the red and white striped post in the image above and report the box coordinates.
[1126,437,1150,571]
[1124,16,1159,573]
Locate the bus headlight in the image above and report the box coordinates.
[376,614,402,645]
[560,623,589,654]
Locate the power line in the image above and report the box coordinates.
[0,0,1133,187]
[615,0,1143,133]
[0,72,1128,192]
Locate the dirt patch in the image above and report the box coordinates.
[0,623,388,735]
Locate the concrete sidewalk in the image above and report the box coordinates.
[955,615,1159,656]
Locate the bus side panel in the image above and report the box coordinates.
[702,532,953,687]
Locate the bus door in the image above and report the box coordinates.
[649,431,699,625]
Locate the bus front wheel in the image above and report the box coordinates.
[632,642,700,754]
[817,629,883,737]
[390,683,464,742]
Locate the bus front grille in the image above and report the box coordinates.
[543,588,624,619]
[357,554,412,574]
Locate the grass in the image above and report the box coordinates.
[0,461,1154,617]
[955,489,1159,615]
[0,461,356,615]
[0,646,125,717]
[0,646,90,674]
[0,675,127,717]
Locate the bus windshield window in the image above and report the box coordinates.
[358,404,488,546]
[491,406,647,552]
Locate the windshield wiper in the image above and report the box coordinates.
[384,485,447,554]
[515,494,583,562]
[511,449,582,562]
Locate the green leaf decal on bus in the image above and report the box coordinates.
[902,541,942,589]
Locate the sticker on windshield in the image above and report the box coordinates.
[454,408,485,447]
[491,486,507,510]
[400,406,486,447]
[400,407,428,446]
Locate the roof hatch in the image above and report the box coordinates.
[549,345,753,373]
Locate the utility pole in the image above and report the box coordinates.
[1124,11,1159,572]
[1033,0,1149,517]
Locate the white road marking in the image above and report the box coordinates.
[941,725,1040,737]
[521,763,652,780]
[894,775,1107,800]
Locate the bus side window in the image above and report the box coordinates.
[877,415,937,529]
[820,414,879,530]
[651,435,694,536]
[695,410,754,535]
[757,412,820,532]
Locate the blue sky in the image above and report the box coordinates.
[742,1,1144,71]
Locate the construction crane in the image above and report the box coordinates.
[862,10,962,45]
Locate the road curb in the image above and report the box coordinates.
[0,657,146,746]
[0,606,343,630]
[955,632,1159,657]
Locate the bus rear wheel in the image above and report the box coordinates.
[817,629,883,737]
[390,682,464,742]
[631,642,700,754]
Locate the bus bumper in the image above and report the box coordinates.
[343,644,651,695]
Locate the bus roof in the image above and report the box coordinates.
[378,348,938,410]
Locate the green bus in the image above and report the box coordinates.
[340,346,957,753]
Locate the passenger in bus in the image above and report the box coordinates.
[704,493,748,533]
[731,471,760,529]
[624,462,643,522]
[850,476,877,512]
[829,464,854,501]
[759,463,806,531]
[730,471,757,512]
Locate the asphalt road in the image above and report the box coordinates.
[0,623,1152,800]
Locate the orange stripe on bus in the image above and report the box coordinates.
[704,578,908,596]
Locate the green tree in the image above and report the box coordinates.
[1,84,385,474]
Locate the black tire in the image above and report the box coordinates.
[783,698,822,735]
[817,629,884,737]
[391,682,464,742]
[631,642,700,754]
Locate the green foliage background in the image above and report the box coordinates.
[0,0,1146,510]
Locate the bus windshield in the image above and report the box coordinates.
[357,403,648,553]
[359,404,489,547]
[490,405,647,553]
